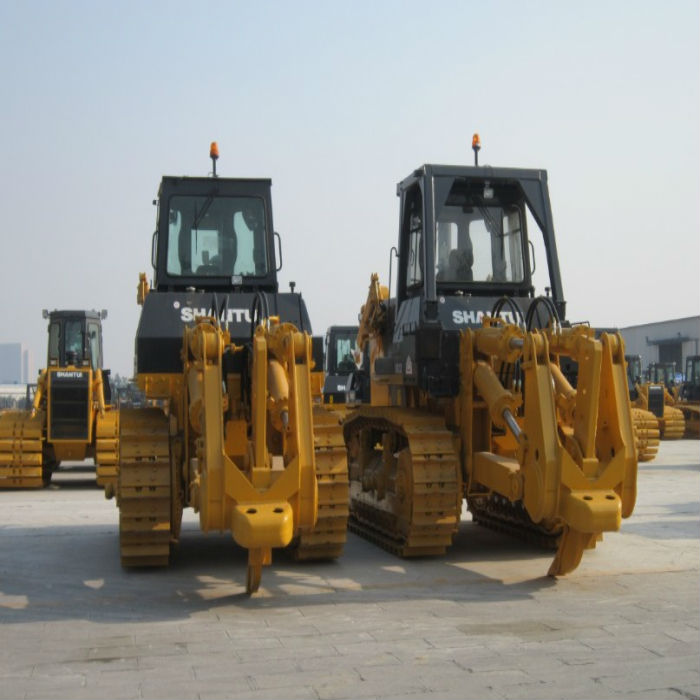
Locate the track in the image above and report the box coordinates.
[291,407,349,560]
[117,407,175,567]
[631,407,660,462]
[660,406,686,440]
[678,403,699,439]
[468,493,561,550]
[95,409,119,493]
[345,409,462,557]
[0,410,46,488]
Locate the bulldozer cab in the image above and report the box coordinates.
[396,164,565,326]
[379,164,566,397]
[625,354,643,399]
[683,356,700,401]
[322,325,364,403]
[135,154,312,376]
[626,354,643,386]
[152,176,278,293]
[45,309,106,371]
[648,362,677,391]
[325,326,360,376]
[681,355,700,401]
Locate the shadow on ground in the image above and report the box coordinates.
[0,510,559,625]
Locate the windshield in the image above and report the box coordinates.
[435,179,525,285]
[166,195,267,278]
[627,357,642,385]
[689,358,700,386]
[64,320,84,363]
[651,364,674,385]
[333,334,358,374]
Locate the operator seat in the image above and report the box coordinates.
[448,249,473,282]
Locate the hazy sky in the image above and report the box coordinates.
[1,0,698,378]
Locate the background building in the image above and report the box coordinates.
[620,316,700,378]
[0,343,34,384]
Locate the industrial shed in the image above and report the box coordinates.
[620,316,700,379]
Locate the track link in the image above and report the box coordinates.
[0,410,46,488]
[117,407,172,567]
[291,407,349,560]
[346,410,462,557]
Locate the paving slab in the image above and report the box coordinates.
[0,441,698,699]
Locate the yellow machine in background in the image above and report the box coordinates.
[321,325,369,405]
[342,147,638,577]
[625,355,661,462]
[626,357,685,443]
[110,146,348,593]
[677,355,700,438]
[0,309,118,488]
[646,362,688,439]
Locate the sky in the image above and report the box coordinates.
[1,0,698,378]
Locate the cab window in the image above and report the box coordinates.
[48,322,60,363]
[435,177,526,285]
[402,186,423,291]
[166,196,267,278]
[334,336,358,374]
[64,320,83,364]
[87,322,101,371]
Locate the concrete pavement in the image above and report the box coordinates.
[0,440,698,699]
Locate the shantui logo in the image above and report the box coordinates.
[55,371,87,379]
[176,304,252,324]
[451,309,521,325]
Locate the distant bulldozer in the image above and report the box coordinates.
[625,354,661,462]
[626,357,685,447]
[0,309,118,488]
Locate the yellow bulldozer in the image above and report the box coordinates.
[677,355,700,437]
[343,140,638,576]
[646,362,686,439]
[626,358,686,442]
[0,309,118,488]
[625,354,661,462]
[107,145,348,593]
[322,325,371,405]
[643,358,699,439]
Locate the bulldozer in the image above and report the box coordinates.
[678,355,700,437]
[343,137,638,576]
[322,325,370,404]
[322,325,359,404]
[649,358,700,439]
[109,144,348,593]
[647,362,686,438]
[625,354,661,462]
[0,309,118,488]
[627,359,686,441]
